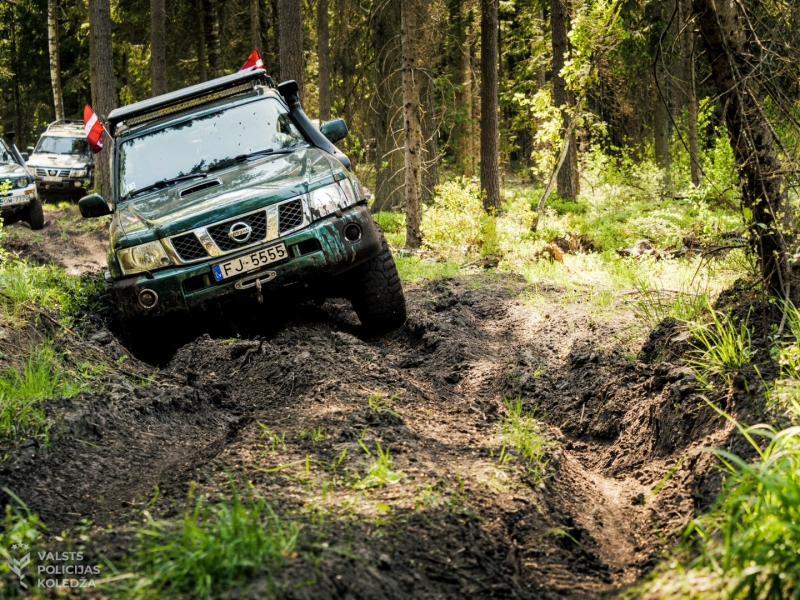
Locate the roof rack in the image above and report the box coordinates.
[107,69,269,132]
[47,120,83,129]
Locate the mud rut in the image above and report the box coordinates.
[2,269,736,599]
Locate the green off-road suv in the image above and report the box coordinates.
[79,70,406,343]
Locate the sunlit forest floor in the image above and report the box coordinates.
[1,166,797,598]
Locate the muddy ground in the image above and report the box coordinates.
[1,206,755,598]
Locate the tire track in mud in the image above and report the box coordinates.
[2,273,730,598]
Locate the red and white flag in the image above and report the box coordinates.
[83,105,105,154]
[239,49,264,72]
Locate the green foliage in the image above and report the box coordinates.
[641,403,800,599]
[0,341,110,443]
[769,303,800,412]
[353,440,404,490]
[629,283,710,326]
[421,178,486,259]
[298,427,328,443]
[367,391,400,416]
[0,257,104,326]
[394,255,462,283]
[373,211,404,235]
[120,481,300,599]
[0,495,44,574]
[258,423,286,453]
[496,398,556,484]
[685,309,752,389]
[548,196,589,215]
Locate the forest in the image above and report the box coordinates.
[0,0,799,597]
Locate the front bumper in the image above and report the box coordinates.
[110,203,381,319]
[0,185,36,209]
[35,178,92,193]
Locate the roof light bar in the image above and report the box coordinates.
[125,82,255,127]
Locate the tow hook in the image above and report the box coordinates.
[255,278,264,304]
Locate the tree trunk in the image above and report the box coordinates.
[335,0,355,133]
[551,0,577,200]
[263,0,279,77]
[278,0,304,99]
[654,75,671,186]
[316,0,330,121]
[401,0,422,248]
[205,0,221,78]
[421,74,439,201]
[195,0,208,82]
[694,0,793,296]
[250,0,262,54]
[150,0,167,96]
[453,0,474,176]
[89,0,115,201]
[9,6,23,145]
[682,0,700,187]
[47,0,64,121]
[480,0,501,211]
[372,0,404,212]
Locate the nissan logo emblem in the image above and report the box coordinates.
[228,221,252,243]
[48,169,57,176]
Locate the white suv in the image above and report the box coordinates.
[0,135,43,229]
[27,120,94,198]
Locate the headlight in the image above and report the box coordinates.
[15,177,28,188]
[117,241,173,275]
[307,180,359,220]
[69,169,88,178]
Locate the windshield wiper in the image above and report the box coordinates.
[206,144,307,173]
[128,172,207,199]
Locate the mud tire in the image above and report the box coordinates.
[24,195,45,230]
[349,238,407,332]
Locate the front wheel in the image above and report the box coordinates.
[24,195,45,230]
[348,239,407,333]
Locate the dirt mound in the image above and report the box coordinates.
[1,274,755,598]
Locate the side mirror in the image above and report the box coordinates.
[26,146,34,154]
[20,152,28,161]
[320,118,348,144]
[79,194,112,218]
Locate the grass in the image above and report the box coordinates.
[0,342,110,443]
[367,391,400,416]
[629,282,710,326]
[0,257,104,327]
[636,402,800,600]
[298,427,328,443]
[352,440,404,490]
[394,254,462,283]
[685,308,753,389]
[117,481,300,599]
[495,398,556,484]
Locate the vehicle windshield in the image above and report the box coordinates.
[0,141,19,165]
[118,97,307,200]
[35,136,90,156]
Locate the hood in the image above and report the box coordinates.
[27,153,92,170]
[0,162,27,180]
[113,147,339,249]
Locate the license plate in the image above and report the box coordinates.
[211,243,288,282]
[0,196,26,206]
[43,176,62,182]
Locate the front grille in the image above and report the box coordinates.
[171,233,208,261]
[35,168,71,177]
[206,210,268,252]
[279,200,304,233]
